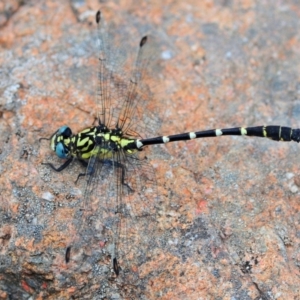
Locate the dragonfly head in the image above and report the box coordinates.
[50,126,73,159]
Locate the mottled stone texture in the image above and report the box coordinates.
[1,0,300,299]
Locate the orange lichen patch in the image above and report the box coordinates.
[22,261,44,276]
[20,96,64,129]
[0,26,15,48]
[42,230,73,249]
[15,238,35,251]
[35,294,44,300]
[10,203,19,214]
[6,161,36,187]
[195,198,208,215]
[0,290,8,300]
[146,251,219,299]
[66,286,78,295]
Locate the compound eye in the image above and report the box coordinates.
[55,142,69,159]
[58,126,72,138]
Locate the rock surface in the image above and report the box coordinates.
[1,0,300,299]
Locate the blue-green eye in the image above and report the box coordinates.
[58,126,72,138]
[55,142,69,159]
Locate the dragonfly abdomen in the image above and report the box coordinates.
[137,125,300,148]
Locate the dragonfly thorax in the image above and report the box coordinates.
[50,125,139,161]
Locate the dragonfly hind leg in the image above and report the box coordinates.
[111,160,134,193]
[75,159,133,192]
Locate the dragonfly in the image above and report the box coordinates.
[41,10,300,280]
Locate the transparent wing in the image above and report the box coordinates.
[76,143,158,287]
[95,12,162,138]
[69,11,162,295]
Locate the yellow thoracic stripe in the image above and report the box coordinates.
[59,127,139,160]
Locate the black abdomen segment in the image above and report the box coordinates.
[138,126,300,148]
